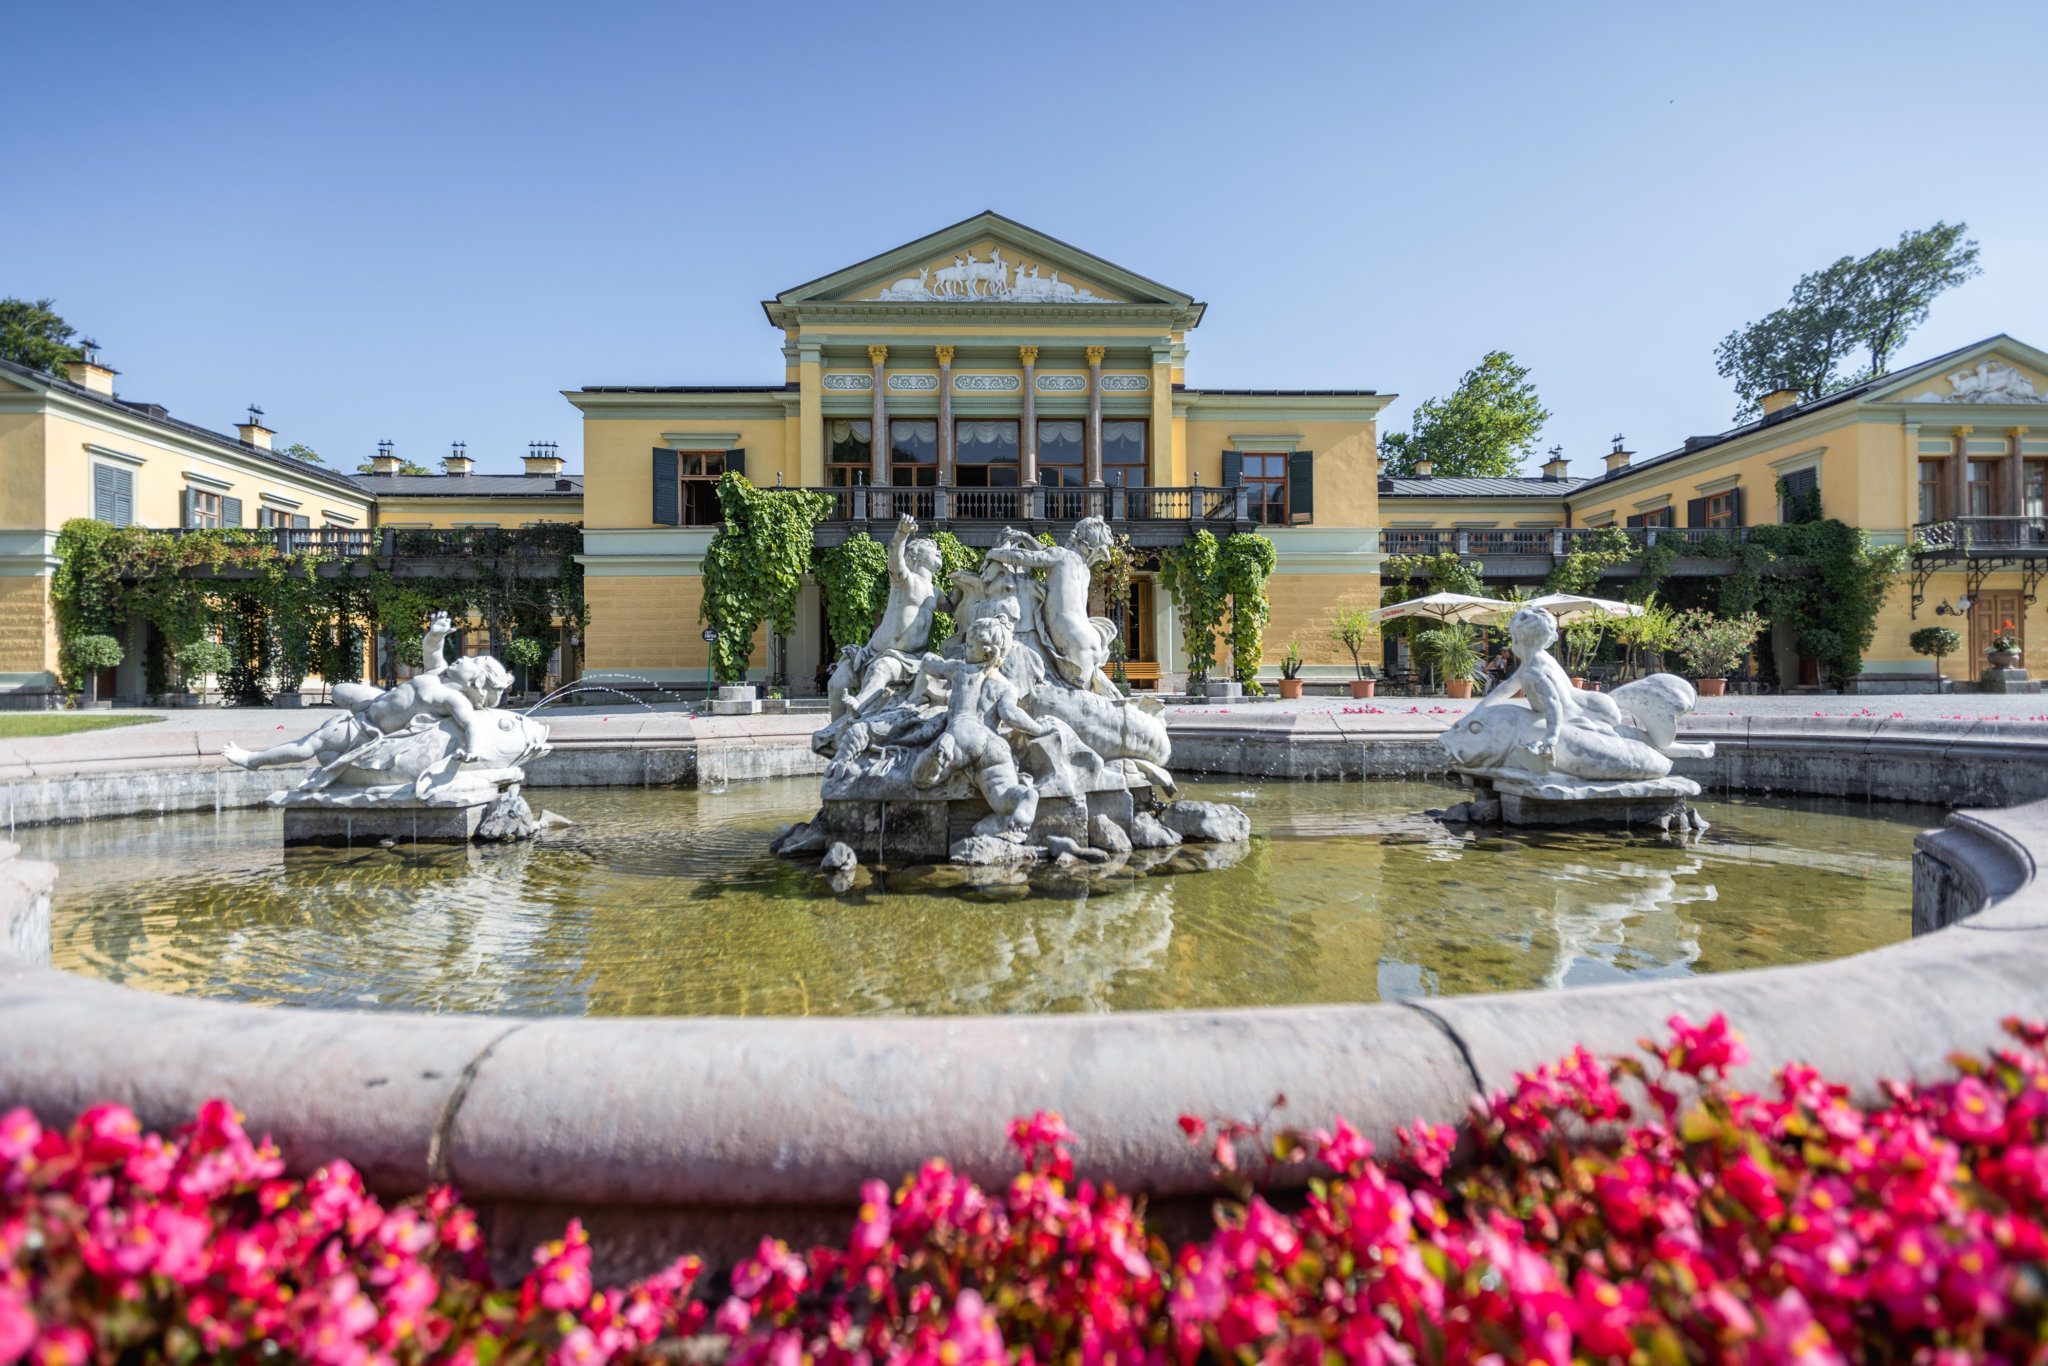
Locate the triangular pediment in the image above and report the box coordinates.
[1871,335,2048,407]
[769,211,1200,319]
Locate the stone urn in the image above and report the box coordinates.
[1988,648,2022,670]
[1350,678,1376,699]
[1696,677,1728,697]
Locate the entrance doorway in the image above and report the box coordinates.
[1971,591,2025,664]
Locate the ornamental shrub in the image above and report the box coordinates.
[57,634,121,695]
[9,1017,2048,1362]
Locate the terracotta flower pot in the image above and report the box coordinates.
[1277,678,1304,699]
[1696,677,1728,696]
[1445,679,1474,700]
[1350,678,1376,699]
[1570,677,1587,689]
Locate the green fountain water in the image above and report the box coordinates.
[26,778,1924,1017]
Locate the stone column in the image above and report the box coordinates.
[2010,426,2029,519]
[868,345,889,488]
[1953,428,1972,519]
[936,345,956,487]
[1085,346,1106,487]
[1019,346,1039,484]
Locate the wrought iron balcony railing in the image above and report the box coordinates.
[804,484,1253,527]
[1382,525,1748,558]
[1912,517,2048,554]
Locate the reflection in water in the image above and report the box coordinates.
[26,780,1926,1018]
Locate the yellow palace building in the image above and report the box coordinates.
[5,210,2046,701]
[566,211,1391,689]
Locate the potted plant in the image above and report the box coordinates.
[1672,609,1765,697]
[178,640,232,707]
[502,636,551,700]
[1561,611,1615,688]
[1277,639,1305,699]
[1909,625,1962,691]
[1416,622,1483,700]
[1986,620,2022,670]
[62,634,124,709]
[1328,602,1378,697]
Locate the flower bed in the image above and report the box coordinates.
[6,1016,2048,1363]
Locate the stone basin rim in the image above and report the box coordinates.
[0,718,2041,1274]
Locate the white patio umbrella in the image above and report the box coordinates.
[1521,593,1645,622]
[1368,591,1517,625]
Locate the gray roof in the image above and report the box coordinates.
[0,356,368,497]
[350,473,582,498]
[1382,475,1586,497]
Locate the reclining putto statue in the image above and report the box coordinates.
[224,611,551,814]
[786,516,1228,867]
[1438,606,1713,831]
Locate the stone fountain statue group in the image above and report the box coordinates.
[774,515,1246,871]
[223,612,556,843]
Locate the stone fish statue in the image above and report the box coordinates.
[782,516,1235,867]
[223,611,551,813]
[1438,606,1713,831]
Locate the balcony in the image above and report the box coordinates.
[805,484,1256,548]
[1908,517,2048,618]
[162,525,575,580]
[1381,525,1750,577]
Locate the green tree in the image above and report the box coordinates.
[1854,221,1981,376]
[279,442,324,465]
[1378,351,1549,478]
[1715,222,1980,419]
[0,298,85,375]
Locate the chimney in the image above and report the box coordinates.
[1760,383,1802,418]
[65,338,118,396]
[1604,433,1633,475]
[237,403,274,451]
[523,440,565,477]
[1413,456,1434,479]
[1541,445,1569,481]
[369,439,404,475]
[442,441,474,477]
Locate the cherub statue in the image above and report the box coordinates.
[223,611,505,774]
[826,515,944,721]
[911,612,1048,841]
[981,517,1119,696]
[1440,607,1709,784]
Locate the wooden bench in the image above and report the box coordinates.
[1119,660,1162,689]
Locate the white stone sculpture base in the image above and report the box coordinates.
[710,685,762,716]
[283,802,486,846]
[1453,772,1706,833]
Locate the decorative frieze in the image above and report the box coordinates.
[822,373,873,391]
[1036,374,1087,393]
[1098,374,1150,392]
[954,374,1021,393]
[887,374,939,392]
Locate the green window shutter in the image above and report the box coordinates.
[181,488,194,528]
[651,448,680,525]
[1288,450,1314,524]
[726,448,747,480]
[1222,450,1242,487]
[1729,485,1744,527]
[94,466,134,527]
[222,496,243,528]
[1686,497,1708,528]
[292,514,310,529]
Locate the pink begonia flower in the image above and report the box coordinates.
[0,1285,35,1362]
[73,1103,142,1165]
[1663,1011,1750,1075]
[0,1110,40,1165]
[28,1326,93,1366]
[1944,1075,2008,1143]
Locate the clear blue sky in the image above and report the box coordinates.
[7,2,2045,476]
